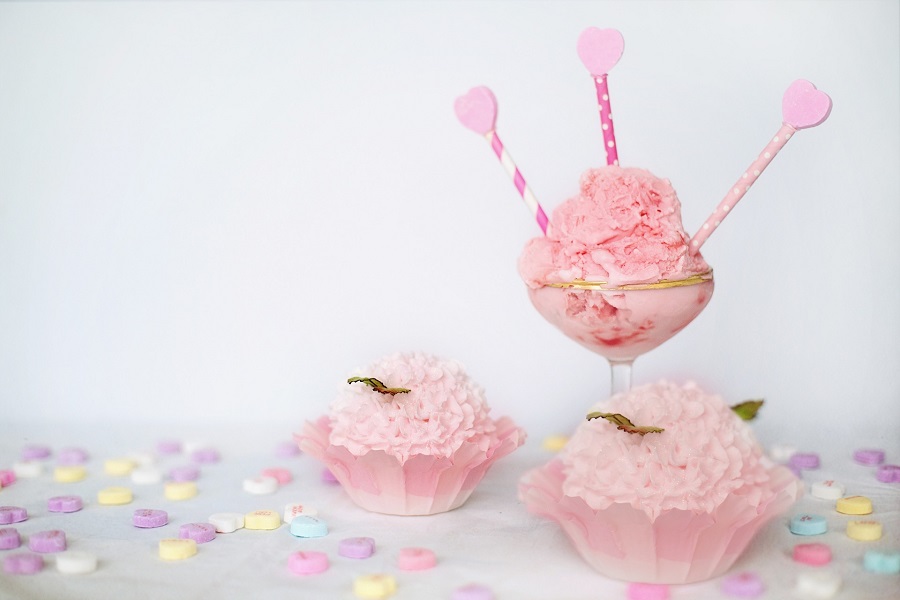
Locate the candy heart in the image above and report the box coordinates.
[782,79,832,129]
[454,86,497,135]
[576,27,625,76]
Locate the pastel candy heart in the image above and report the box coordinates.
[576,27,624,76]
[454,86,497,135]
[782,79,832,129]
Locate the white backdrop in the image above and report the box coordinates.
[1,1,898,450]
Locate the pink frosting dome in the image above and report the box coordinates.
[519,166,710,288]
[561,381,775,521]
[328,352,498,464]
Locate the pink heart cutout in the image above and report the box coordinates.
[454,86,498,135]
[576,27,625,76]
[782,79,832,129]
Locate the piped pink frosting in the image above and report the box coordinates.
[328,352,498,464]
[519,166,709,288]
[561,381,774,521]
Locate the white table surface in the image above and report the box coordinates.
[0,422,898,600]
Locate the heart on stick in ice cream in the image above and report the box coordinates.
[576,27,625,76]
[454,86,498,135]
[782,79,832,129]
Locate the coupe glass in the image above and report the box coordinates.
[527,270,714,395]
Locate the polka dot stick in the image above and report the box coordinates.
[690,79,831,253]
[576,27,625,166]
[454,86,551,235]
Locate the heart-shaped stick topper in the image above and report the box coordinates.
[576,27,625,76]
[782,79,832,129]
[454,86,498,135]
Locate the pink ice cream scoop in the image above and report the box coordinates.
[519,166,709,288]
[519,166,713,362]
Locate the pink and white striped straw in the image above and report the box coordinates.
[577,28,625,166]
[690,79,832,253]
[454,86,551,235]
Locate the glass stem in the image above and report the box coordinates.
[609,359,634,396]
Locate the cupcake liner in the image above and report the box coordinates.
[296,416,524,515]
[519,458,801,583]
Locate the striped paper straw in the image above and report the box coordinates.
[576,28,625,166]
[690,80,832,253]
[454,86,551,235]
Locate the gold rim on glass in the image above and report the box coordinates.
[543,270,713,291]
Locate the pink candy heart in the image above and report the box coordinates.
[454,86,498,135]
[576,27,625,76]
[782,79,832,129]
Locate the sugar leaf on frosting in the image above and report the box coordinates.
[585,411,664,435]
[347,377,411,396]
[731,399,764,421]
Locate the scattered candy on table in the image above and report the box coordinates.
[0,506,28,524]
[131,466,163,485]
[48,496,83,513]
[853,448,885,465]
[156,439,182,455]
[104,458,136,476]
[2,553,44,575]
[793,543,832,566]
[0,469,15,486]
[287,550,329,575]
[353,573,397,599]
[243,475,279,495]
[21,445,52,461]
[179,523,217,544]
[788,452,820,470]
[541,435,569,452]
[876,464,900,483]
[339,537,376,559]
[53,465,87,483]
[835,495,873,515]
[132,509,168,528]
[159,538,197,560]
[863,549,900,574]
[12,461,42,478]
[164,481,197,501]
[56,447,89,465]
[720,571,765,597]
[846,520,883,541]
[794,570,841,598]
[289,515,328,538]
[260,467,292,484]
[283,503,318,523]
[274,441,301,458]
[97,486,133,505]
[790,514,828,536]
[626,582,670,600]
[451,584,495,600]
[0,527,22,550]
[809,480,844,500]
[168,465,200,482]
[190,448,220,464]
[56,551,98,574]
[397,547,436,571]
[209,512,244,533]
[28,530,67,553]
[244,510,281,530]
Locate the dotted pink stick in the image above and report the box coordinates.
[577,28,625,166]
[593,75,618,165]
[454,86,551,235]
[690,79,832,253]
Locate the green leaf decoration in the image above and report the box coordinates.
[731,399,764,421]
[585,412,665,435]
[347,376,411,396]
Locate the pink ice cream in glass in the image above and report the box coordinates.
[519,166,713,392]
